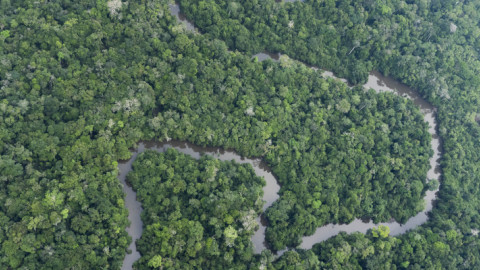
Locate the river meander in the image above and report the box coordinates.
[119,4,443,269]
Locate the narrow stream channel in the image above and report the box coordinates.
[120,4,443,269]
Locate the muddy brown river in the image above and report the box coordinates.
[120,4,442,269]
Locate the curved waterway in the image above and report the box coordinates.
[302,71,442,249]
[120,4,442,269]
[119,141,280,269]
[252,52,442,249]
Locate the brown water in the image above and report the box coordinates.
[120,4,443,268]
[120,141,279,270]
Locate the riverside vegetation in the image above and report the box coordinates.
[127,149,265,269]
[1,0,479,269]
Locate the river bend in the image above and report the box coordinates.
[119,4,442,269]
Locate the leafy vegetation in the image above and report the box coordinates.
[127,149,265,269]
[3,0,480,268]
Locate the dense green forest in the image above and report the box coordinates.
[1,0,480,269]
[127,149,265,269]
[178,0,480,268]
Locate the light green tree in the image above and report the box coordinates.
[148,255,162,268]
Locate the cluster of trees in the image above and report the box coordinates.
[127,149,265,269]
[261,84,432,250]
[0,0,146,268]
[272,223,478,269]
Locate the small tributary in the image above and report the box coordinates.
[120,4,443,269]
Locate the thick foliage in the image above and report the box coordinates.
[1,0,469,268]
[127,149,265,269]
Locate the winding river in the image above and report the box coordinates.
[119,141,280,269]
[120,4,442,269]
[253,52,442,249]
